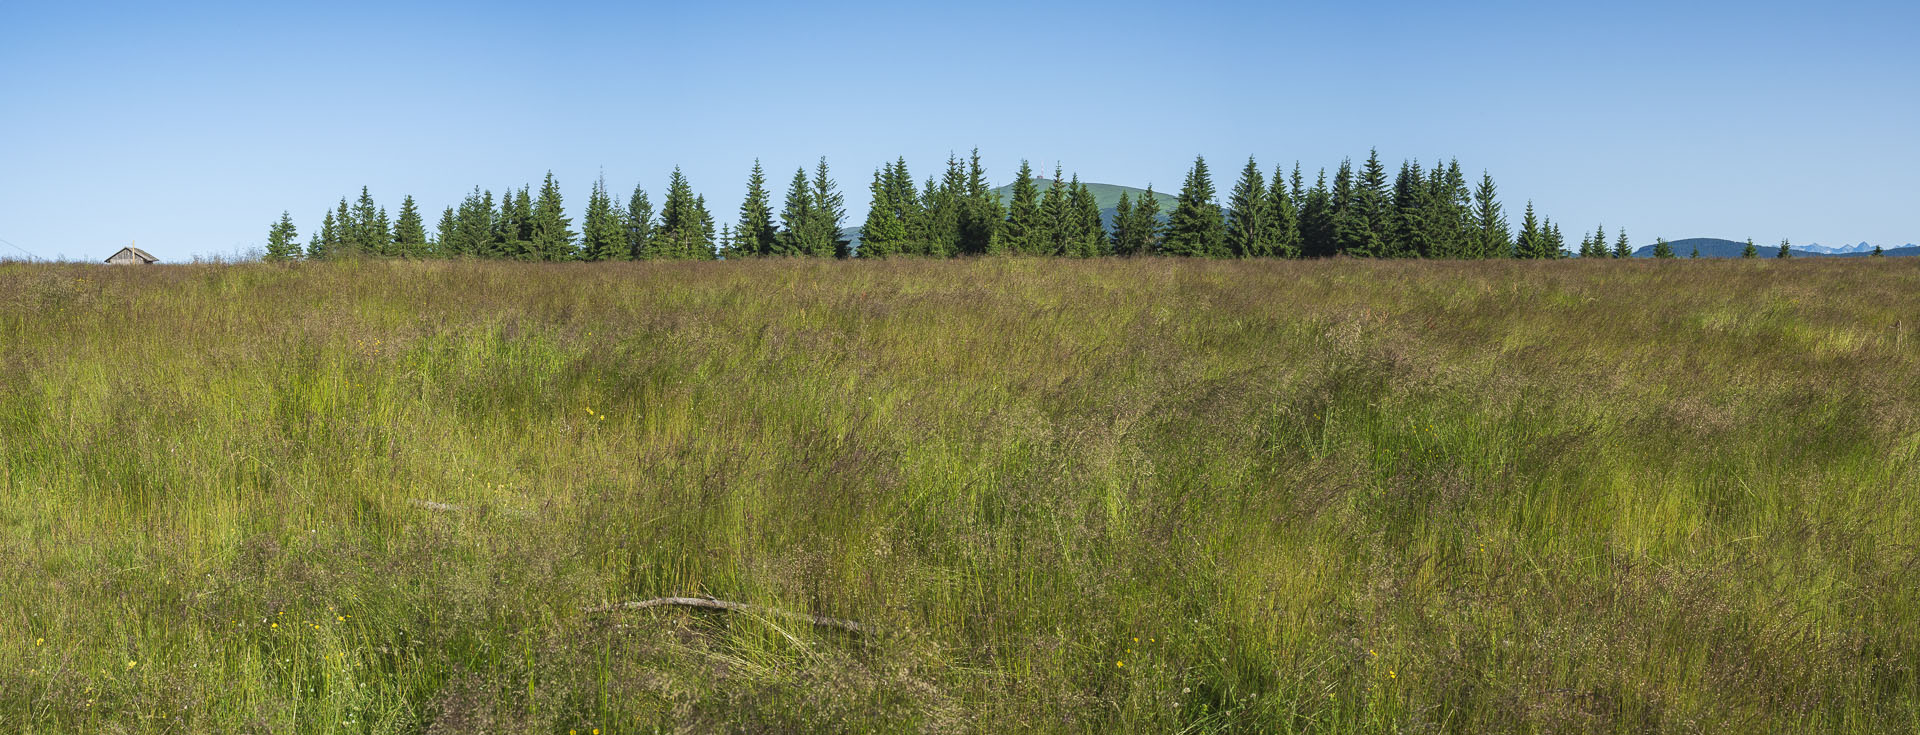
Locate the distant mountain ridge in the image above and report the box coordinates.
[1799,241,1916,254]
[1631,237,1920,258]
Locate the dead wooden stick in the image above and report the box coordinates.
[584,596,866,634]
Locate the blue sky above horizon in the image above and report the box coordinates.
[1,0,1915,262]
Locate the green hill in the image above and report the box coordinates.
[988,179,1167,212]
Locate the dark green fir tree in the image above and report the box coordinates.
[859,161,912,258]
[1161,155,1227,257]
[625,184,654,259]
[775,166,815,257]
[1225,157,1275,257]
[1471,171,1510,258]
[265,211,300,261]
[1003,160,1045,255]
[811,157,850,258]
[530,172,576,260]
[393,195,427,257]
[581,175,626,261]
[1653,237,1676,259]
[1298,170,1336,257]
[735,160,778,257]
[658,167,712,259]
[1269,163,1302,258]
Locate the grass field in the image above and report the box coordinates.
[2,258,1917,733]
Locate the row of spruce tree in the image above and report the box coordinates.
[264,150,1652,262]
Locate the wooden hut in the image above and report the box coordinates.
[105,245,158,265]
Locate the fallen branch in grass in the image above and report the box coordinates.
[584,596,867,634]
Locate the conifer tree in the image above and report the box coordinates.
[373,206,392,256]
[1873,244,1885,257]
[1388,160,1432,257]
[332,198,355,256]
[1298,171,1336,257]
[1427,161,1473,258]
[1269,163,1302,258]
[625,184,654,259]
[1579,233,1596,258]
[811,157,850,258]
[1225,157,1274,257]
[859,162,911,258]
[1514,202,1546,258]
[1066,176,1104,257]
[1689,243,1700,258]
[529,172,576,260]
[434,206,455,257]
[734,160,778,257]
[717,224,736,259]
[1471,172,1510,258]
[581,176,626,261]
[1349,149,1391,256]
[265,211,301,261]
[1612,229,1631,258]
[1592,225,1610,259]
[1110,191,1136,256]
[314,206,345,259]
[1136,186,1163,254]
[448,188,492,257]
[350,187,382,254]
[1113,186,1162,256]
[960,148,1003,255]
[1777,238,1792,259]
[501,187,535,259]
[657,168,712,259]
[1161,155,1227,257]
[1003,160,1044,255]
[495,189,518,259]
[775,167,814,257]
[887,157,924,252]
[1742,238,1758,258]
[393,195,427,257]
[1039,166,1074,255]
[922,155,966,257]
[695,195,717,260]
[1330,159,1380,256]
[1653,237,1675,259]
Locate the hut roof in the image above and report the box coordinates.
[105,246,158,264]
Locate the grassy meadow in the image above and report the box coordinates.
[2,257,1918,733]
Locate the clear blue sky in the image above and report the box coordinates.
[2,0,1914,262]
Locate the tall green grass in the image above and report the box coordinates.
[2,258,1916,733]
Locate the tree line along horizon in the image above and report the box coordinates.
[263,149,1806,263]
